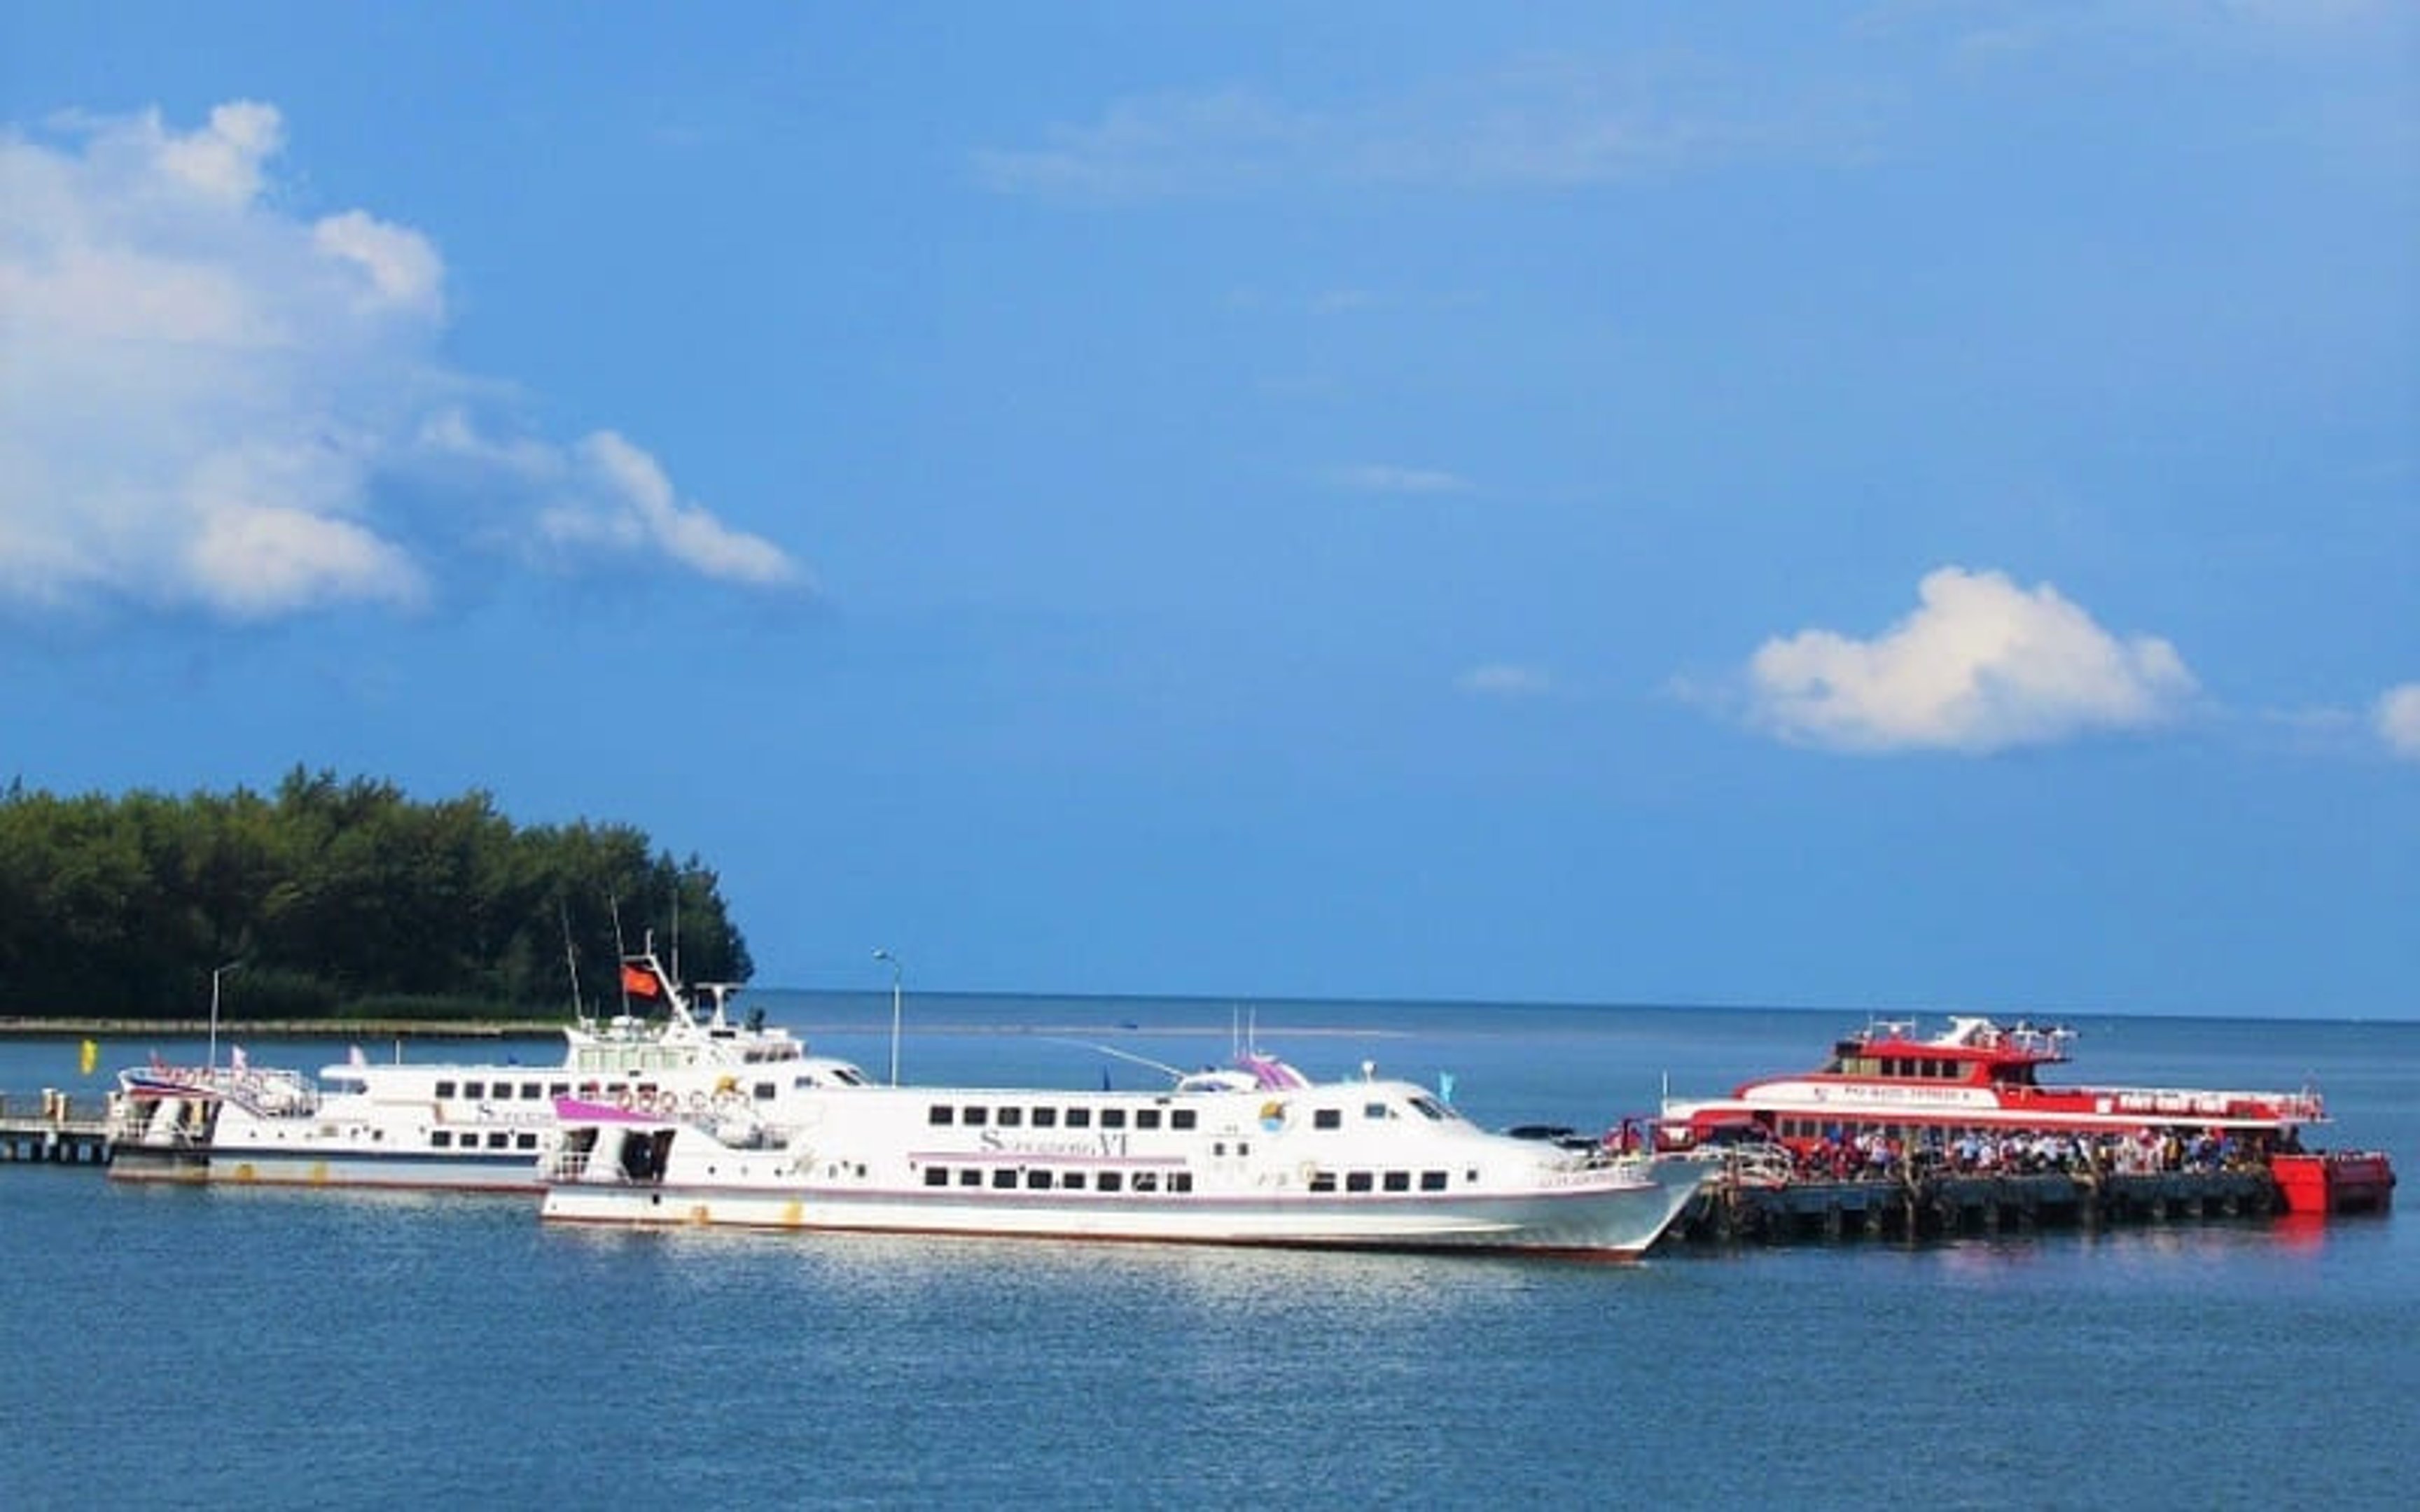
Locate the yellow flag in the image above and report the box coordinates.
[81,1038,98,1076]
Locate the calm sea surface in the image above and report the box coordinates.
[2,995,2413,1510]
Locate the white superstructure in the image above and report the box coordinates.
[107,951,868,1191]
[541,1051,1705,1258]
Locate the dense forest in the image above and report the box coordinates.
[0,769,752,1021]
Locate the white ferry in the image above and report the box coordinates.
[106,950,871,1191]
[539,1049,1706,1258]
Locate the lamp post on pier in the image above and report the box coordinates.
[874,948,903,1086]
[208,959,243,1073]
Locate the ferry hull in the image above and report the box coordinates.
[541,1161,1705,1259]
[109,1146,538,1193]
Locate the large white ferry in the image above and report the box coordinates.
[539,1049,1706,1257]
[106,950,871,1191]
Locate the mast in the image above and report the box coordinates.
[560,899,585,1024]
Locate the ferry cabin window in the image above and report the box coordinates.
[1363,1103,1390,1121]
[436,1080,458,1099]
[1100,1109,1127,1130]
[962,1107,989,1126]
[1313,1110,1342,1130]
[992,1169,1017,1189]
[1132,1172,1159,1193]
[1421,1171,1448,1191]
[924,1167,949,1186]
[1382,1171,1411,1192]
[1097,1171,1124,1192]
[520,1082,541,1100]
[752,1082,777,1102]
[1025,1170,1050,1189]
[1168,1172,1192,1193]
[548,1082,569,1098]
[464,1082,485,1099]
[1136,1110,1163,1130]
[1065,1108,1091,1129]
[998,1107,1023,1128]
[1169,1110,1197,1130]
[515,1133,538,1150]
[957,1169,982,1187]
[1032,1107,1058,1128]
[1406,1095,1451,1121]
[432,1130,453,1147]
[1062,1171,1086,1189]
[1344,1171,1374,1193]
[929,1105,955,1126]
[486,1132,510,1149]
[1309,1171,1337,1194]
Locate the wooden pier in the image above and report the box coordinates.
[0,1091,114,1165]
[1670,1166,2283,1246]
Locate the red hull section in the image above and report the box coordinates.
[2270,1152,2398,1216]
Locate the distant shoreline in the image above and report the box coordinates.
[0,1017,562,1040]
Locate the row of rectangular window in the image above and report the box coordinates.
[434,1079,566,1100]
[914,1164,1459,1195]
[1832,1058,1968,1080]
[429,1130,541,1151]
[919,1165,1197,1194]
[430,1079,777,1102]
[926,1103,1199,1132]
[1310,1170,1454,1194]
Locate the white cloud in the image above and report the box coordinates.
[1328,463,1471,496]
[155,100,284,204]
[311,210,444,317]
[1458,663,1553,699]
[1741,567,2198,753]
[0,100,801,624]
[538,431,802,588]
[974,59,1833,202]
[187,503,426,619]
[2377,683,2420,760]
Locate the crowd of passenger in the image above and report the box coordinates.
[1698,1124,2296,1184]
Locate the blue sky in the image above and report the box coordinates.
[2,4,2414,1018]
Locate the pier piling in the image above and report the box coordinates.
[0,1091,114,1165]
[1667,1167,2283,1247]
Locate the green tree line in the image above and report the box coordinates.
[0,769,752,1021]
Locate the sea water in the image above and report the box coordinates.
[1,997,2413,1510]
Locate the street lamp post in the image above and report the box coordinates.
[874,948,903,1086]
[208,959,242,1073]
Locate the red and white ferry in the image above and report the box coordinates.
[1655,1015,2399,1210]
[1659,1015,2396,1214]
